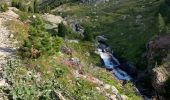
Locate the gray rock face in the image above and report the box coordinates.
[42,14,63,24]
[147,35,170,99]
[152,66,170,94]
[70,21,84,37]
[79,0,109,5]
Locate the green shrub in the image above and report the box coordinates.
[159,2,170,23]
[20,16,63,58]
[83,27,93,41]
[33,0,39,13]
[158,13,166,33]
[58,22,69,37]
[16,11,30,21]
[0,3,8,12]
[4,59,68,100]
[165,0,170,6]
[165,77,170,99]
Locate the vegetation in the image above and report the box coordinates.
[2,0,170,99]
[158,13,166,33]
[0,3,8,12]
[58,22,68,37]
[83,26,93,41]
[20,16,63,58]
[52,0,162,69]
[11,0,38,13]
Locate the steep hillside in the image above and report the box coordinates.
[0,0,170,100]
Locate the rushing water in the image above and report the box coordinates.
[96,36,153,99]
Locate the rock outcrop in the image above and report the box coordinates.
[147,34,170,99]
[0,9,18,99]
[79,0,110,5]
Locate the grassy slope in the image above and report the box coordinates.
[2,10,142,99]
[52,0,163,69]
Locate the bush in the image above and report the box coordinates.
[20,16,63,58]
[158,13,166,33]
[159,2,170,23]
[58,22,69,37]
[0,3,8,12]
[33,0,39,13]
[83,27,93,41]
[165,0,170,6]
[12,0,39,13]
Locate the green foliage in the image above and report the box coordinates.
[165,0,170,5]
[4,59,68,100]
[0,3,8,12]
[11,0,39,13]
[165,77,170,99]
[16,11,31,21]
[44,5,51,13]
[40,0,74,12]
[57,22,84,39]
[33,0,39,13]
[83,27,93,41]
[158,13,166,33]
[20,16,63,58]
[159,1,170,23]
[58,22,69,37]
[72,78,101,100]
[12,0,25,12]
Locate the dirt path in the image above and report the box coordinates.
[0,14,16,99]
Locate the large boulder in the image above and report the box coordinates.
[69,20,84,36]
[42,14,63,24]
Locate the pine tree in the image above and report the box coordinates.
[58,23,68,37]
[33,0,39,13]
[158,13,166,33]
[83,27,93,41]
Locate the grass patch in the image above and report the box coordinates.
[5,20,29,45]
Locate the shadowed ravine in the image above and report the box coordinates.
[96,36,153,99]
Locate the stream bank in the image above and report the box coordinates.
[95,36,155,99]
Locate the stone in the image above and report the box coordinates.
[2,10,19,19]
[111,86,119,94]
[42,14,63,24]
[79,0,110,5]
[32,15,36,19]
[104,84,111,90]
[136,15,143,19]
[110,94,117,100]
[96,35,107,42]
[121,95,128,100]
[0,79,7,87]
[152,67,169,94]
[9,34,14,38]
[96,87,101,91]
[70,21,84,36]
